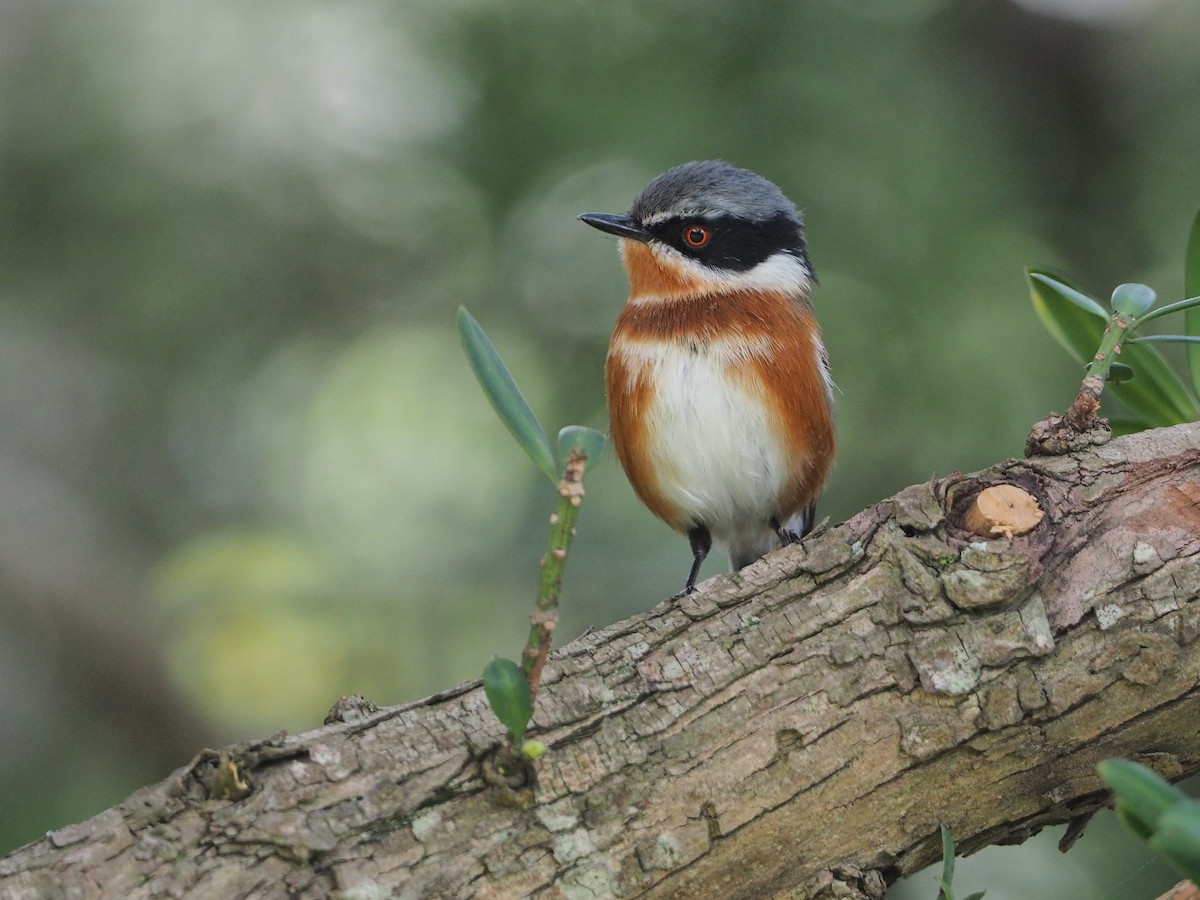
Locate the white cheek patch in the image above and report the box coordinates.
[636,244,813,301]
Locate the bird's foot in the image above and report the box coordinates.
[771,516,803,546]
[777,527,802,546]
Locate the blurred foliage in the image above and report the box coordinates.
[1100,759,1200,884]
[1,1,1199,894]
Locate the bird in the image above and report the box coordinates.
[579,160,835,596]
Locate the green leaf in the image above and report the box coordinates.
[1028,269,1198,426]
[557,425,608,474]
[938,825,957,900]
[1114,346,1200,425]
[1185,207,1200,398]
[1117,803,1157,842]
[1149,801,1200,883]
[1028,267,1108,371]
[932,826,986,900]
[1131,294,1200,329]
[457,307,558,485]
[482,656,532,745]
[1111,282,1156,317]
[1029,270,1108,320]
[1113,345,1200,427]
[1098,759,1188,837]
[1128,334,1200,345]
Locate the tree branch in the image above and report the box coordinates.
[3,423,1200,899]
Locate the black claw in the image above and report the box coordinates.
[771,502,818,546]
[769,516,800,546]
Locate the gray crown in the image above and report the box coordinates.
[630,160,801,225]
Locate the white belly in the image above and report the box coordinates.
[638,341,790,549]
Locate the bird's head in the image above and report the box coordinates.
[579,160,814,301]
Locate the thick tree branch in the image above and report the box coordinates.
[3,423,1200,899]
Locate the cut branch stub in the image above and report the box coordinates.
[962,484,1045,539]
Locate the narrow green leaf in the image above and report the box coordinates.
[1116,346,1200,424]
[1098,759,1187,836]
[1028,267,1108,365]
[1029,271,1108,319]
[482,656,532,745]
[1128,334,1200,345]
[457,307,558,485]
[557,425,608,474]
[1028,269,1197,426]
[1149,802,1200,883]
[1111,283,1156,317]
[1131,294,1200,328]
[963,893,987,900]
[1185,207,1200,398]
[938,825,956,900]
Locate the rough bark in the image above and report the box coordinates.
[4,423,1200,900]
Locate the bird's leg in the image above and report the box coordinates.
[676,525,712,597]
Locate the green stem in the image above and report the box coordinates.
[1066,310,1134,430]
[1088,310,1134,380]
[521,449,587,699]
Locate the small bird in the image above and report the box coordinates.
[579,160,835,595]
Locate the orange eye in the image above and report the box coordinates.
[683,225,711,248]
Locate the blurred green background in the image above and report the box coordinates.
[1,0,1197,895]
